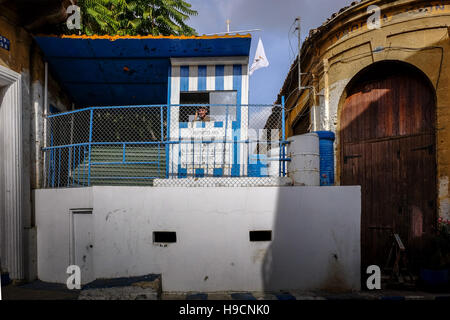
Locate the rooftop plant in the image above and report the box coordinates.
[70,0,198,36]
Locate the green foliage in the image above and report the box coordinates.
[73,0,197,36]
[76,0,123,35]
[117,0,198,36]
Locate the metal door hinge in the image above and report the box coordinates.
[344,154,362,164]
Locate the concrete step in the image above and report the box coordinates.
[78,274,161,300]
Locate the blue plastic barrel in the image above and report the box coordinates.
[315,131,335,186]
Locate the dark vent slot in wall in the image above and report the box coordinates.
[249,231,272,242]
[153,231,177,243]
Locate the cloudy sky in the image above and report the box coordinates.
[188,0,354,104]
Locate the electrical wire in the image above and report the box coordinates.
[288,21,298,64]
[282,31,447,134]
[281,18,303,106]
[327,45,444,89]
[286,89,314,113]
[384,46,444,89]
[291,99,314,133]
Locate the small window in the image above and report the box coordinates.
[179,91,237,123]
[249,231,272,242]
[209,91,237,122]
[153,231,177,243]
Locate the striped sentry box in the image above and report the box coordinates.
[168,57,249,178]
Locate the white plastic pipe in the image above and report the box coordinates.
[42,62,48,186]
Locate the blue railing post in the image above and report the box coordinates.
[159,105,164,177]
[50,126,55,188]
[224,104,229,175]
[58,149,61,187]
[281,96,286,177]
[87,108,94,186]
[165,104,170,179]
[46,116,52,188]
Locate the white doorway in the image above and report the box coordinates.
[69,209,94,284]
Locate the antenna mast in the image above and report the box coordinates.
[203,19,262,36]
[295,16,301,92]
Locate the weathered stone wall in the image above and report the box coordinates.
[282,0,450,221]
[0,14,72,280]
[0,15,72,188]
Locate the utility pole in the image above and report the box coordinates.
[295,16,301,92]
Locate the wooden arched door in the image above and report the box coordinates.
[340,61,436,273]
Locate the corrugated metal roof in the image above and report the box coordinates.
[35,35,251,107]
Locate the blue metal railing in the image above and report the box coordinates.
[43,102,289,188]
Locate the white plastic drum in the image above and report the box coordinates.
[287,133,320,186]
[267,146,280,177]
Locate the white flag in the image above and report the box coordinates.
[249,38,269,76]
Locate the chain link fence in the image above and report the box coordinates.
[44,104,288,188]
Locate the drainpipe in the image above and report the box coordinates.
[323,58,330,131]
[32,70,42,189]
[311,73,319,132]
[42,62,48,187]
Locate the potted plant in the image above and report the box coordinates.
[418,218,450,292]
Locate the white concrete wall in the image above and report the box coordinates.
[34,186,361,292]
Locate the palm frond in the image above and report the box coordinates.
[74,0,197,36]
